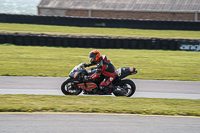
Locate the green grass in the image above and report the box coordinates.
[0,45,200,81]
[0,95,199,116]
[0,23,200,39]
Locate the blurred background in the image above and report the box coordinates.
[0,0,40,15]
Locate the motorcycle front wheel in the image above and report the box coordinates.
[113,79,136,97]
[61,78,82,95]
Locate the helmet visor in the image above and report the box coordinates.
[89,56,95,63]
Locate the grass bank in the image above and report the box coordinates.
[0,95,199,116]
[0,45,200,81]
[0,23,200,39]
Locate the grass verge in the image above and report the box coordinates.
[1,45,200,81]
[0,23,200,39]
[0,95,199,116]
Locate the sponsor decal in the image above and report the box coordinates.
[130,67,134,72]
[74,72,78,78]
[78,83,97,90]
[91,74,97,79]
[179,41,200,51]
[109,77,113,81]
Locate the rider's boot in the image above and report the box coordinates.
[107,84,114,93]
[99,84,114,95]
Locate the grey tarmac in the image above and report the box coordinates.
[0,76,200,133]
[0,76,200,99]
[0,113,200,133]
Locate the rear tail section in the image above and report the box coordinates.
[117,67,137,79]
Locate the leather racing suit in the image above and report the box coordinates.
[87,55,117,93]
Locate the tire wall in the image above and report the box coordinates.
[1,33,199,51]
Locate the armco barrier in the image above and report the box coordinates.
[0,33,199,51]
[0,13,200,30]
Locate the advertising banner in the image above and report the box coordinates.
[178,41,200,51]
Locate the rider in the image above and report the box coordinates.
[84,50,117,94]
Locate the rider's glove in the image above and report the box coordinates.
[83,63,91,68]
[84,75,91,81]
[82,63,88,67]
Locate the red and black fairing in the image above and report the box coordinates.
[79,67,137,91]
[77,67,107,91]
[69,66,103,91]
[69,69,86,79]
[69,62,136,93]
[77,82,97,90]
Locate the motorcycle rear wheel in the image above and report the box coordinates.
[61,78,82,95]
[113,79,136,97]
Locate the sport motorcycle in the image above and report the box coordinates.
[61,63,137,97]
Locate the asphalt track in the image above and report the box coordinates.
[0,76,200,133]
[0,76,200,99]
[0,113,200,133]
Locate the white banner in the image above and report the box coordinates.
[179,42,200,51]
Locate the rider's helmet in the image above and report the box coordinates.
[89,50,101,64]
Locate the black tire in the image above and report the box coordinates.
[113,79,136,97]
[61,78,82,95]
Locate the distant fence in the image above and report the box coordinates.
[0,33,199,51]
[0,13,200,30]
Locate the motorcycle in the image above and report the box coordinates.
[61,63,137,97]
